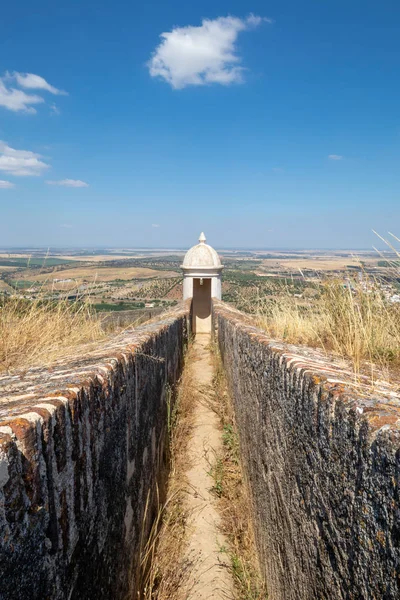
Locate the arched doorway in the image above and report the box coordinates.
[192,278,212,333]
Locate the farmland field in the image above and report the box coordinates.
[258,256,380,273]
[0,257,74,267]
[13,265,179,284]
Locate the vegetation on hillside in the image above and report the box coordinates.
[93,301,146,311]
[223,271,309,310]
[0,257,73,268]
[134,277,181,299]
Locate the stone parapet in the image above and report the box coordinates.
[213,299,400,600]
[0,302,190,600]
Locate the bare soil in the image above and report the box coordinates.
[138,335,234,599]
[181,334,234,599]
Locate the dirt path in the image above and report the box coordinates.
[182,333,234,600]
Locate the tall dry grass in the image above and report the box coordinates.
[137,345,196,600]
[251,277,400,374]
[0,296,104,373]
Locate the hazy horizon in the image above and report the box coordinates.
[0,242,395,253]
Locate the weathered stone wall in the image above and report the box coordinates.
[213,300,400,600]
[0,303,190,600]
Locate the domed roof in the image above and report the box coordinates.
[182,232,222,269]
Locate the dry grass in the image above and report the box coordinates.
[137,343,196,600]
[251,277,400,375]
[0,267,164,373]
[209,344,267,600]
[0,295,105,373]
[242,234,400,376]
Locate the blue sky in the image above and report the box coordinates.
[0,0,399,249]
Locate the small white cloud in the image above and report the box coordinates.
[60,223,73,229]
[50,103,60,115]
[0,141,49,176]
[152,223,160,228]
[148,14,270,89]
[247,14,272,27]
[11,72,67,96]
[328,154,343,160]
[0,79,44,113]
[0,179,15,189]
[46,179,89,188]
[0,71,67,113]
[272,167,284,173]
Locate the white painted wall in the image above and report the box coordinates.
[183,272,222,300]
[211,276,222,300]
[183,276,193,300]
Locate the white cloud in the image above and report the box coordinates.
[328,154,343,160]
[46,179,89,188]
[0,141,49,176]
[60,223,73,229]
[0,180,15,189]
[0,79,44,113]
[148,14,270,89]
[152,223,160,228]
[50,103,60,115]
[12,72,67,96]
[0,71,67,113]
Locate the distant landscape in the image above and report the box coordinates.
[1,246,399,315]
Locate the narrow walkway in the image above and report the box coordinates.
[183,334,233,599]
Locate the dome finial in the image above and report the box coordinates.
[199,232,206,244]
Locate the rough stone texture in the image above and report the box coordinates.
[213,300,400,600]
[0,302,190,600]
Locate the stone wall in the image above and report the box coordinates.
[100,306,167,330]
[0,303,190,600]
[213,300,400,600]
